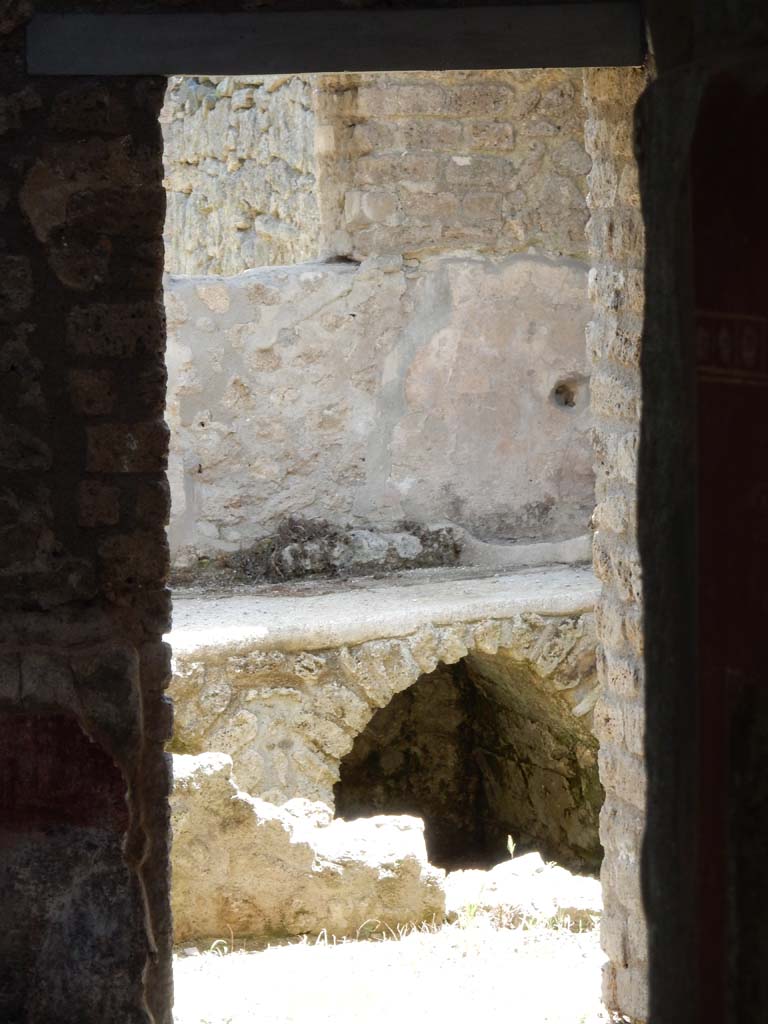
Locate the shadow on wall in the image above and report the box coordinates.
[0,713,146,1023]
[334,657,604,874]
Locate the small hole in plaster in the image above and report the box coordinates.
[551,376,588,410]
[553,382,576,407]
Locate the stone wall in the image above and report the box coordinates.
[316,69,591,261]
[7,0,765,1018]
[168,564,601,939]
[169,595,599,827]
[583,66,648,1022]
[162,69,590,275]
[162,67,596,568]
[0,13,173,1019]
[171,753,445,943]
[162,75,319,274]
[166,254,594,565]
[0,13,598,1021]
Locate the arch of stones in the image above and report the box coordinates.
[7,5,762,1024]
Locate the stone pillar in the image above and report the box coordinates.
[582,66,649,1022]
[0,10,173,1022]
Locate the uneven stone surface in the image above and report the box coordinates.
[583,66,648,1023]
[169,566,601,873]
[319,69,590,263]
[162,69,591,273]
[171,753,445,942]
[162,76,319,275]
[336,656,603,872]
[165,255,593,565]
[445,851,602,928]
[170,750,601,947]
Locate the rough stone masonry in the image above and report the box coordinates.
[0,19,649,1020]
[162,68,596,569]
[6,3,766,1023]
[168,565,603,940]
[583,65,648,1021]
[161,64,649,1022]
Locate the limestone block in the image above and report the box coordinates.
[445,851,602,928]
[598,643,647,700]
[606,962,649,1024]
[598,743,646,814]
[591,367,641,424]
[592,534,642,606]
[592,493,632,537]
[354,82,447,118]
[465,121,516,151]
[601,886,647,966]
[170,753,445,941]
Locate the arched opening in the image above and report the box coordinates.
[335,655,603,873]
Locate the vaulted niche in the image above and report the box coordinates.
[335,656,603,873]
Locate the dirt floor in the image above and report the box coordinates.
[173,916,612,1024]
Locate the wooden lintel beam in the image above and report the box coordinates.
[27,4,644,76]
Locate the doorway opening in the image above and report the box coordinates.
[161,64,645,1024]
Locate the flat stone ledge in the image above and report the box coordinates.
[168,564,599,655]
[168,563,600,808]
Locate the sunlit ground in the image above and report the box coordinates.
[173,915,613,1024]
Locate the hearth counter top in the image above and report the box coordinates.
[168,564,599,655]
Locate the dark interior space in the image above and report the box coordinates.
[335,657,603,873]
[0,712,144,1024]
[691,68,768,1020]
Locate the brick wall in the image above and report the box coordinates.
[583,66,648,1023]
[0,12,173,1021]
